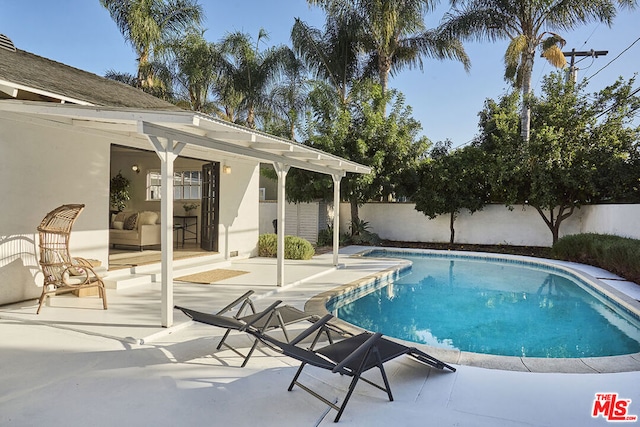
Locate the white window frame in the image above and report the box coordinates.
[146,170,202,201]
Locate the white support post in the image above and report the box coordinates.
[332,173,343,266]
[273,162,290,286]
[148,134,185,327]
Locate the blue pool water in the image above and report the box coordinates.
[328,252,640,358]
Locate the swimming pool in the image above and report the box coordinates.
[326,250,640,359]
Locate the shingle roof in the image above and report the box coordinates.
[0,47,182,111]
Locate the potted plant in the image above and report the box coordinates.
[110,171,131,212]
[183,202,199,216]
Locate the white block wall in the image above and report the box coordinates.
[338,203,640,247]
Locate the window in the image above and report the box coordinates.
[146,170,202,201]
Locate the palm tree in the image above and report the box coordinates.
[167,30,220,113]
[291,15,365,108]
[440,0,637,141]
[100,0,203,91]
[308,0,470,96]
[104,70,138,87]
[105,61,174,100]
[269,49,310,140]
[217,30,291,129]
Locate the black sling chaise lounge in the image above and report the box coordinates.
[175,290,319,367]
[253,314,457,423]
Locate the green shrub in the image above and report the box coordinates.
[284,236,315,260]
[317,227,333,247]
[348,219,381,246]
[552,233,640,283]
[258,234,315,260]
[350,231,381,245]
[258,233,278,257]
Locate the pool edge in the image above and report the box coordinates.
[304,248,640,374]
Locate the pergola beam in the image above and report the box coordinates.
[139,121,356,176]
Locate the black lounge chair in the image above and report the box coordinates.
[253,314,457,422]
[175,290,318,367]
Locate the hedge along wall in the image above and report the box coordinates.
[339,203,640,248]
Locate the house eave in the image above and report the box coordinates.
[0,100,372,176]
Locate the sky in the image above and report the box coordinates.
[2,0,639,146]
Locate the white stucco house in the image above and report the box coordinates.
[0,36,369,326]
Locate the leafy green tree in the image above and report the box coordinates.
[285,81,430,226]
[100,0,203,92]
[440,0,637,141]
[476,72,640,243]
[308,0,470,95]
[413,141,490,243]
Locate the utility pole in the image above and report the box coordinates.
[563,48,608,82]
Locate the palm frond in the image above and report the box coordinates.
[542,45,567,68]
[504,34,527,68]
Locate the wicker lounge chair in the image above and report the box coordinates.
[253,314,457,422]
[36,204,108,314]
[175,290,321,367]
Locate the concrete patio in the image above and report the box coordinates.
[1,247,639,426]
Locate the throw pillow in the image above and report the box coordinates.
[123,213,138,230]
[138,211,159,226]
[113,221,124,230]
[114,212,128,223]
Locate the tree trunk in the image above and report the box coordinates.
[533,204,575,245]
[449,211,456,244]
[289,120,295,141]
[551,224,560,245]
[520,47,535,142]
[378,53,392,115]
[247,105,255,129]
[378,54,392,96]
[350,198,359,235]
[137,50,149,89]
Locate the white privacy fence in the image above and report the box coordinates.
[261,201,640,247]
[259,201,329,245]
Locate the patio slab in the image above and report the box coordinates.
[1,247,640,426]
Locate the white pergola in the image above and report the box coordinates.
[0,101,371,327]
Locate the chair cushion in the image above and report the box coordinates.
[138,211,159,225]
[113,211,128,223]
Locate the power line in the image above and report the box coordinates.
[595,86,640,119]
[586,36,640,82]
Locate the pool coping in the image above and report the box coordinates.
[304,248,640,374]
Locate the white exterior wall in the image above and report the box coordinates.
[0,117,110,305]
[339,203,640,247]
[218,160,261,258]
[0,117,262,305]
